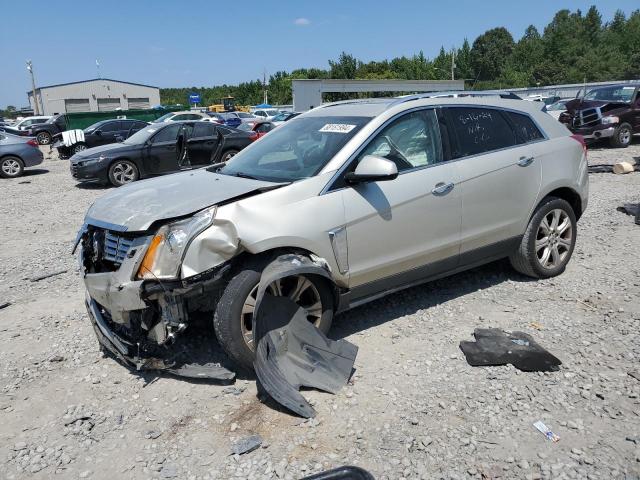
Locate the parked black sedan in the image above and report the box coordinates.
[54,119,150,158]
[70,121,254,187]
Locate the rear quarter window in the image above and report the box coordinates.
[447,107,517,158]
[505,111,544,144]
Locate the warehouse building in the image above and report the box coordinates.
[27,78,160,115]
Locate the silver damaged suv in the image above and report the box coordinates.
[76,96,589,371]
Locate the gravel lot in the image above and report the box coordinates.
[1,141,639,480]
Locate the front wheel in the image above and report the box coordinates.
[0,156,25,178]
[510,197,577,279]
[609,123,633,148]
[108,160,139,187]
[72,143,87,155]
[214,264,334,370]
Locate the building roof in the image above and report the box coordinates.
[28,78,158,94]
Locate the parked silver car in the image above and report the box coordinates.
[0,132,44,178]
[76,96,588,372]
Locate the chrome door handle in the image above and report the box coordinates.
[518,156,534,167]
[432,182,454,196]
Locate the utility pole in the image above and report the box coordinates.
[451,49,456,81]
[96,59,101,79]
[26,60,40,115]
[262,69,268,105]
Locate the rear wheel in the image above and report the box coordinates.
[609,122,632,148]
[214,263,334,370]
[221,150,239,162]
[72,143,87,155]
[108,160,139,187]
[0,156,24,178]
[36,131,52,145]
[509,197,577,279]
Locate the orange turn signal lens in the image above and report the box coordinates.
[137,233,164,279]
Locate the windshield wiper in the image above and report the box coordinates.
[233,171,259,180]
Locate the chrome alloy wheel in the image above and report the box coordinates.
[1,158,21,176]
[619,126,632,145]
[112,162,136,184]
[536,208,572,269]
[240,275,323,350]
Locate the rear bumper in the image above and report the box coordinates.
[22,148,44,168]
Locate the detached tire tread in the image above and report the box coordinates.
[509,196,577,279]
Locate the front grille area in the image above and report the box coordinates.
[573,108,600,127]
[103,231,134,265]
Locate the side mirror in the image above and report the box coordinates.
[94,130,102,136]
[344,155,398,184]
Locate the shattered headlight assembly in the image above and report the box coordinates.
[136,206,217,280]
[601,116,619,125]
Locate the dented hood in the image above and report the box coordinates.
[86,169,280,231]
[564,98,629,114]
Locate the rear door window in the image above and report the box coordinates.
[100,121,121,132]
[505,111,544,144]
[192,122,216,138]
[151,124,181,143]
[446,107,517,158]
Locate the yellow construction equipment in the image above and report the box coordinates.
[208,96,251,113]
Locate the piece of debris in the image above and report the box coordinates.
[628,370,640,382]
[588,162,640,174]
[230,434,263,455]
[0,302,11,310]
[252,255,358,418]
[49,355,65,362]
[533,420,560,442]
[300,466,375,480]
[617,203,640,225]
[145,430,162,439]
[29,269,67,282]
[459,328,561,372]
[625,435,640,445]
[613,161,635,174]
[529,322,544,330]
[18,181,31,184]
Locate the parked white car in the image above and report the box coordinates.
[252,109,281,120]
[13,115,51,130]
[546,100,570,120]
[152,111,210,123]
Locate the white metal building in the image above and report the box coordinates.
[292,79,465,112]
[27,79,160,115]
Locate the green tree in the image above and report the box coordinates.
[470,27,515,81]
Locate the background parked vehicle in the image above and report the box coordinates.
[0,132,43,178]
[237,119,276,139]
[70,121,255,186]
[271,111,301,125]
[53,119,150,158]
[27,114,68,145]
[13,115,51,131]
[252,108,281,120]
[206,112,242,128]
[152,111,211,123]
[559,83,639,147]
[546,99,570,119]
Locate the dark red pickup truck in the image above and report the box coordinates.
[559,83,640,148]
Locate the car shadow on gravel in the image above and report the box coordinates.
[330,258,535,340]
[75,182,111,190]
[20,168,49,177]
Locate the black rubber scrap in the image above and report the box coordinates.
[253,294,358,418]
[616,203,640,225]
[459,328,561,372]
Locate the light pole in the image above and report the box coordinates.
[26,60,40,115]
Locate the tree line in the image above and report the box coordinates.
[160,7,639,107]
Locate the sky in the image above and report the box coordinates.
[1,0,638,107]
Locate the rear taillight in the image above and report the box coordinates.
[26,139,39,147]
[249,132,259,142]
[570,134,587,157]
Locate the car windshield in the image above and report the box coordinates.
[218,115,371,182]
[584,86,636,103]
[84,121,106,133]
[153,113,174,123]
[547,101,567,111]
[272,113,288,121]
[123,126,160,145]
[265,110,279,116]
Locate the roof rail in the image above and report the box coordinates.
[387,90,522,109]
[316,98,394,109]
